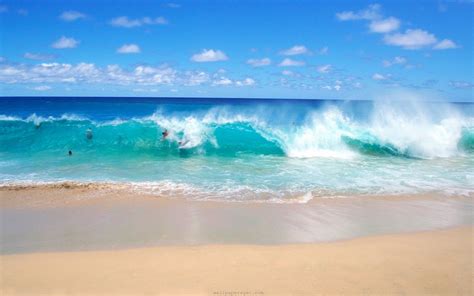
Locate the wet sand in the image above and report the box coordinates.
[0,186,473,253]
[1,226,472,295]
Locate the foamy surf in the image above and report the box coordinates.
[0,97,473,203]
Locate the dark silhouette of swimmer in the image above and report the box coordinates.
[178,139,189,148]
[86,129,93,140]
[68,150,72,156]
[162,129,169,139]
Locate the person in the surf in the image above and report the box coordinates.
[68,150,72,156]
[178,139,189,148]
[161,129,169,140]
[86,128,93,140]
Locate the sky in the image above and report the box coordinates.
[0,0,472,101]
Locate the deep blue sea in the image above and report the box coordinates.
[1,97,473,202]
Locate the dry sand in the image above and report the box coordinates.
[1,226,472,295]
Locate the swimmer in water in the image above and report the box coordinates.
[178,139,189,148]
[162,129,169,139]
[68,150,72,156]
[86,129,93,140]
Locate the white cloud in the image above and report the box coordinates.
[372,73,390,80]
[336,4,381,21]
[33,85,51,91]
[0,63,174,85]
[449,80,473,89]
[281,45,309,56]
[51,36,79,49]
[185,71,209,86]
[59,11,86,21]
[281,70,294,76]
[383,29,437,50]
[110,16,168,28]
[369,17,400,33]
[338,4,459,51]
[382,56,407,67]
[317,64,332,73]
[433,39,458,50]
[278,58,305,67]
[246,58,271,67]
[24,52,56,61]
[0,63,257,88]
[235,78,255,86]
[117,44,141,54]
[322,81,343,91]
[213,77,232,86]
[191,49,228,62]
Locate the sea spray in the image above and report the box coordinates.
[0,97,473,202]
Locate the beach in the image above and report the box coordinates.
[1,0,473,294]
[1,186,473,295]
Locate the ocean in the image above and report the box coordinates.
[0,97,473,202]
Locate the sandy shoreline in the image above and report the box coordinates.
[2,226,472,295]
[1,187,473,294]
[1,187,473,254]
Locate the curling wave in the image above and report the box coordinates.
[0,103,472,159]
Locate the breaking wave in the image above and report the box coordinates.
[1,101,472,160]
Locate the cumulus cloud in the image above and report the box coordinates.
[280,45,309,56]
[382,56,407,67]
[317,64,332,73]
[110,16,168,28]
[191,49,228,62]
[51,36,79,49]
[338,4,459,51]
[24,52,57,61]
[281,70,294,76]
[369,17,400,33]
[372,73,391,80]
[322,80,343,91]
[0,63,254,88]
[32,85,51,91]
[278,58,305,67]
[384,29,458,50]
[433,39,458,50]
[59,11,86,21]
[336,4,381,21]
[213,77,233,86]
[246,57,271,67]
[383,29,437,50]
[117,44,141,54]
[0,63,170,85]
[235,78,255,86]
[184,71,209,86]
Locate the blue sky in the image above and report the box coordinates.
[0,0,472,100]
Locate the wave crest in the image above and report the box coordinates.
[1,101,473,159]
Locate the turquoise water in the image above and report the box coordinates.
[1,97,473,202]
